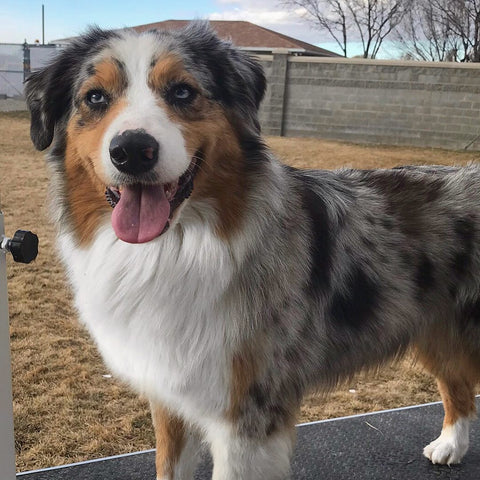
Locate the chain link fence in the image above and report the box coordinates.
[0,43,62,99]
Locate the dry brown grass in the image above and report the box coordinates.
[2,112,479,472]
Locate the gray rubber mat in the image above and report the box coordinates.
[17,399,480,480]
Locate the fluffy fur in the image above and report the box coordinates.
[25,22,480,479]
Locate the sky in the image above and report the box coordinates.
[0,0,401,58]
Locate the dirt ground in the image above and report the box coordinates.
[1,112,479,472]
[0,98,27,113]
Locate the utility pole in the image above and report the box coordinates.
[42,4,45,45]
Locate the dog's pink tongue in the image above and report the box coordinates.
[111,184,170,243]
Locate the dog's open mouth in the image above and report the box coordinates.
[105,155,201,244]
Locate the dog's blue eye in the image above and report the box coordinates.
[86,90,108,106]
[174,86,192,99]
[167,84,196,105]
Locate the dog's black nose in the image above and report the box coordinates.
[109,129,159,175]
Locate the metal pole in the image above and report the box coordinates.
[0,211,16,480]
[42,4,45,45]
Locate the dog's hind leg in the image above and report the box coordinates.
[418,344,478,465]
[150,402,202,480]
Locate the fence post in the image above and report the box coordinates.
[0,211,16,480]
[267,49,289,137]
[23,42,30,82]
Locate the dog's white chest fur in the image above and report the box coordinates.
[59,219,235,420]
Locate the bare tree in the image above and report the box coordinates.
[345,0,410,58]
[438,0,480,61]
[283,0,349,56]
[396,0,461,61]
[397,0,480,62]
[282,0,411,58]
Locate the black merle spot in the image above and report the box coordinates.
[380,217,394,230]
[265,403,291,436]
[451,216,475,279]
[448,285,458,300]
[415,252,435,296]
[271,312,281,325]
[364,170,444,237]
[454,217,475,246]
[247,380,300,437]
[301,184,332,293]
[330,267,379,329]
[86,63,96,77]
[238,132,269,176]
[460,298,480,326]
[285,343,303,366]
[453,252,471,278]
[265,419,278,436]
[382,255,392,265]
[361,236,377,252]
[400,249,413,265]
[249,383,267,409]
[366,170,443,204]
[113,58,126,75]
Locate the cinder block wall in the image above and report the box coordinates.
[257,54,480,150]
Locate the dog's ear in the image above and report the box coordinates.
[25,27,115,151]
[180,22,266,126]
[224,49,266,134]
[229,47,267,110]
[25,67,62,151]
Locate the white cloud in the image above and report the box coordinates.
[209,1,327,45]
[209,8,294,25]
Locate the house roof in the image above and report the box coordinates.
[52,20,339,57]
[131,20,340,57]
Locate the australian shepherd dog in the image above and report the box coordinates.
[25,22,480,479]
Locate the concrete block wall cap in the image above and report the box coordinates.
[288,56,480,69]
[241,47,303,54]
[256,55,274,61]
[272,48,295,55]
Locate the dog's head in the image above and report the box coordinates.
[25,22,266,244]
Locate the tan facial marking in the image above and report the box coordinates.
[64,144,109,247]
[150,403,186,479]
[65,99,128,246]
[72,99,127,167]
[149,55,249,239]
[149,53,250,238]
[79,59,126,100]
[177,106,248,239]
[148,54,194,92]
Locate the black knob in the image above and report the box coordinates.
[9,230,38,264]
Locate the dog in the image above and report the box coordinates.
[25,22,480,479]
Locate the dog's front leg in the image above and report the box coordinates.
[150,402,201,480]
[208,422,295,480]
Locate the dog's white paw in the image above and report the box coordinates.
[423,419,470,465]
